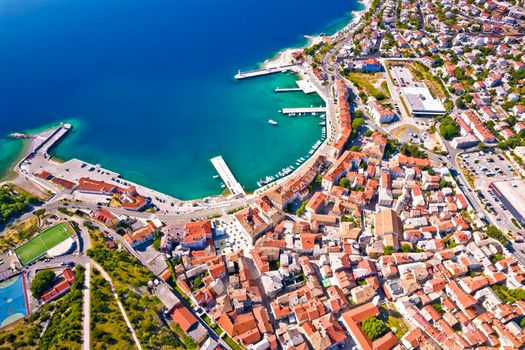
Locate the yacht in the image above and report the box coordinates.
[268,119,278,125]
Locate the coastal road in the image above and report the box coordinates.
[41,196,255,222]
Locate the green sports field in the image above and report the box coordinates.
[15,223,73,266]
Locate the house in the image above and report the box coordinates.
[77,177,115,195]
[91,208,119,227]
[123,221,157,247]
[370,103,396,124]
[356,58,383,72]
[41,269,76,303]
[182,220,213,249]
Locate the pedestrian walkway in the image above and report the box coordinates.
[82,262,91,350]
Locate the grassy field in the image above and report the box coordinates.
[16,222,73,265]
[346,72,387,100]
[380,304,409,339]
[407,62,447,100]
[87,229,184,349]
[90,269,134,349]
[87,230,154,289]
[0,217,39,253]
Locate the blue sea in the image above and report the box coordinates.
[0,0,361,199]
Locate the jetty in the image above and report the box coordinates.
[275,87,302,92]
[37,123,72,155]
[234,65,295,80]
[275,79,316,94]
[281,107,327,115]
[10,133,34,140]
[210,156,246,196]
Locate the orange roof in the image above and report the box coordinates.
[170,304,197,332]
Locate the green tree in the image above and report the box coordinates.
[485,226,509,247]
[431,302,444,315]
[383,246,395,255]
[34,208,46,217]
[401,243,412,253]
[339,178,351,189]
[361,317,388,340]
[31,270,55,299]
[439,116,460,140]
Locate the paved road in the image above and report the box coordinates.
[92,261,143,350]
[43,196,256,222]
[82,262,91,350]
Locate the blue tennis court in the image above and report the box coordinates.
[0,274,29,329]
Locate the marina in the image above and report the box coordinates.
[256,136,325,188]
[210,156,246,196]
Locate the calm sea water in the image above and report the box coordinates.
[0,0,361,199]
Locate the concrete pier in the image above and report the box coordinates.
[234,65,295,79]
[210,156,246,196]
[281,107,327,115]
[275,87,302,92]
[38,124,72,155]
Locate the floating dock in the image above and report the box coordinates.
[281,107,327,115]
[235,65,295,80]
[210,156,246,196]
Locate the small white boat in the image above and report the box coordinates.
[257,182,261,187]
[320,114,326,119]
[319,121,326,126]
[213,175,219,178]
[268,119,278,125]
[221,184,226,188]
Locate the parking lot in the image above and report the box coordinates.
[389,65,420,88]
[459,150,521,232]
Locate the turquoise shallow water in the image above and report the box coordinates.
[0,0,361,199]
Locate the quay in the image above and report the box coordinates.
[210,156,246,196]
[37,123,72,156]
[275,87,302,92]
[281,107,327,115]
[234,65,295,80]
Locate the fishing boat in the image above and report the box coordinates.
[268,119,278,125]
